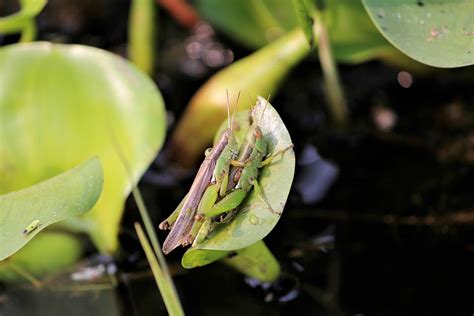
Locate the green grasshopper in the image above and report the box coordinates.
[188,100,294,246]
[159,92,241,254]
[160,96,293,253]
[23,219,40,235]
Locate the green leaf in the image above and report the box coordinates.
[0,0,47,35]
[0,42,166,253]
[362,0,474,68]
[182,97,294,268]
[324,0,395,64]
[0,157,102,261]
[181,248,229,269]
[292,0,315,46]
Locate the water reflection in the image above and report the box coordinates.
[295,145,339,204]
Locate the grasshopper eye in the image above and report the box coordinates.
[254,128,262,139]
[204,148,213,157]
[23,220,40,235]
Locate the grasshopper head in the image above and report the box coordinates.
[227,128,239,159]
[250,125,267,155]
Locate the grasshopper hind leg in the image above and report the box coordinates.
[252,180,282,216]
[192,218,213,246]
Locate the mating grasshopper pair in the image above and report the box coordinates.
[159,94,293,254]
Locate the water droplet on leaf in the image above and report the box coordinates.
[249,214,260,225]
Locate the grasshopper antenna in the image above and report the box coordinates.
[259,94,271,122]
[231,91,241,131]
[247,93,255,123]
[247,93,254,109]
[226,89,231,130]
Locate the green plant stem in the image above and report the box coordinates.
[8,263,41,288]
[0,15,29,34]
[128,0,156,75]
[0,0,46,36]
[20,20,37,42]
[130,185,176,288]
[111,134,183,314]
[135,223,184,316]
[223,240,280,282]
[314,13,348,126]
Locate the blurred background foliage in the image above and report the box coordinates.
[0,0,473,315]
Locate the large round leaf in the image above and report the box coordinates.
[0,42,166,252]
[363,0,474,68]
[0,157,103,261]
[327,0,395,63]
[182,97,295,268]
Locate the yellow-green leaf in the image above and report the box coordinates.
[0,42,166,253]
[363,0,474,67]
[0,157,103,261]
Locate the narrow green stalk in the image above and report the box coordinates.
[129,184,176,289]
[0,0,45,38]
[20,20,37,42]
[135,223,184,316]
[8,262,41,288]
[0,15,29,34]
[314,12,348,126]
[128,0,156,75]
[110,132,183,315]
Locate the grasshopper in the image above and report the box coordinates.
[23,219,40,235]
[188,99,294,245]
[159,92,240,254]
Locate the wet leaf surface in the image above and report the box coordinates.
[363,0,474,67]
